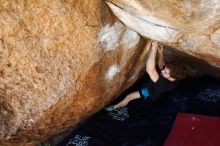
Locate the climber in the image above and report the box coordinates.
[106,41,187,111]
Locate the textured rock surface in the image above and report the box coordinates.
[1,0,220,146]
[106,0,220,67]
[0,0,147,145]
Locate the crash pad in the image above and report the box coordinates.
[164,113,220,146]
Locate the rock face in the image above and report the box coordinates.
[0,0,220,146]
[0,0,147,145]
[106,0,220,68]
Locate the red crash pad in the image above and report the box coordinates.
[164,113,220,146]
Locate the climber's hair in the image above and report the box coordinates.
[166,63,198,80]
[162,46,202,80]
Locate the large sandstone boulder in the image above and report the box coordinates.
[106,0,220,68]
[0,0,220,145]
[0,0,147,145]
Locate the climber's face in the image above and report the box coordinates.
[161,66,176,82]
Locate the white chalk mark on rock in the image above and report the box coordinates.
[98,22,123,51]
[106,64,120,80]
[121,28,140,49]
